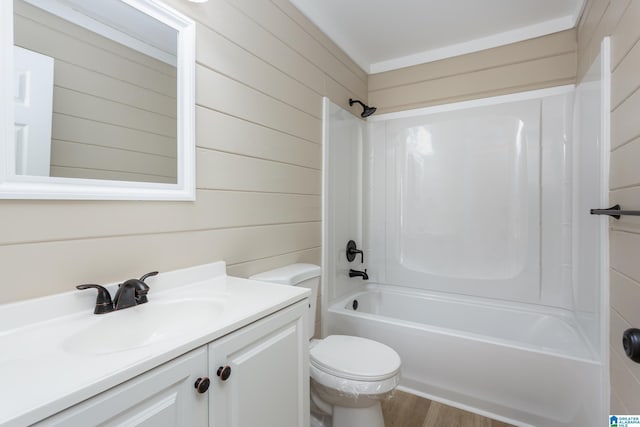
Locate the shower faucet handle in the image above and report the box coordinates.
[346,240,364,263]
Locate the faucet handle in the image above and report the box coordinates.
[139,271,158,282]
[346,240,364,263]
[76,284,114,314]
[135,272,157,304]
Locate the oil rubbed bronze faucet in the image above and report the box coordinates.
[349,269,368,280]
[75,284,114,314]
[346,240,364,263]
[77,271,158,314]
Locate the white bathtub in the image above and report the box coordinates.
[326,284,603,427]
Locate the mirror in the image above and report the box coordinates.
[0,0,195,200]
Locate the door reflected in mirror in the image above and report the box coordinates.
[13,0,178,184]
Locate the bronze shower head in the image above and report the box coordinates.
[349,98,377,118]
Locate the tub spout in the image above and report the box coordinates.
[349,269,368,280]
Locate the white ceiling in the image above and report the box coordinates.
[289,0,585,74]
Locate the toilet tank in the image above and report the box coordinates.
[249,264,320,339]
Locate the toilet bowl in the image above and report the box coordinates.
[250,264,401,427]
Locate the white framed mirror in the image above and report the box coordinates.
[0,0,195,200]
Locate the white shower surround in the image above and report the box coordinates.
[322,65,608,425]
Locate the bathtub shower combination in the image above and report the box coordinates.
[328,286,599,426]
[322,51,609,427]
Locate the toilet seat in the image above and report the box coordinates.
[310,335,401,382]
[310,364,400,397]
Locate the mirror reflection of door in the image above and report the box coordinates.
[14,45,54,177]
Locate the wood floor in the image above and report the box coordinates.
[381,390,515,427]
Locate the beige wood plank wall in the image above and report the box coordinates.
[577,0,640,414]
[13,0,178,183]
[368,29,577,114]
[0,0,366,304]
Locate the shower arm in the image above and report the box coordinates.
[349,99,366,109]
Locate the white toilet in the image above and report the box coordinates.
[250,264,401,427]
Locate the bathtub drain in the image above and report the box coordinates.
[352,299,358,311]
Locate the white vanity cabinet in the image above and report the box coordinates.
[208,300,309,427]
[32,300,309,427]
[35,347,209,427]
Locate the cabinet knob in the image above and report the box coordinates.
[623,328,640,363]
[217,365,232,381]
[194,377,210,393]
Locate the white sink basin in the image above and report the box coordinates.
[63,299,224,355]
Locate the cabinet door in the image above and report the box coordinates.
[36,348,208,427]
[208,300,309,427]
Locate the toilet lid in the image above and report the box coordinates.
[309,335,401,381]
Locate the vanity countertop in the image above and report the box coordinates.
[0,261,309,427]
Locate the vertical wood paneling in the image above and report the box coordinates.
[578,0,640,413]
[0,0,362,303]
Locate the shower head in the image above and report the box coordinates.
[349,98,377,118]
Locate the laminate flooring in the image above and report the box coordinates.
[381,390,515,427]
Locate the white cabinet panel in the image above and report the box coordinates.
[35,348,208,427]
[208,301,309,427]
